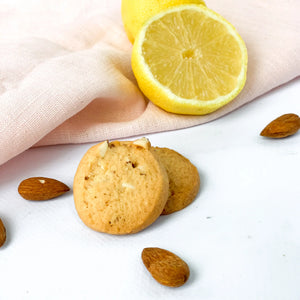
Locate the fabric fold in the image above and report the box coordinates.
[0,0,299,166]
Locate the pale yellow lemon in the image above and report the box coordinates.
[121,0,206,43]
[131,4,248,115]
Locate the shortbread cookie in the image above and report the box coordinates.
[73,138,169,235]
[152,147,200,215]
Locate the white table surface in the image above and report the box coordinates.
[0,78,299,300]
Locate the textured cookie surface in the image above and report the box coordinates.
[73,139,169,234]
[152,147,200,215]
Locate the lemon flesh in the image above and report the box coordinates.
[121,0,206,44]
[132,5,248,115]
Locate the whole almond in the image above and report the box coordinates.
[0,218,6,248]
[142,247,190,287]
[260,113,300,138]
[18,177,70,200]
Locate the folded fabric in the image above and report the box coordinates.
[0,0,299,166]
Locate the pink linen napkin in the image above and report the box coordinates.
[0,0,299,166]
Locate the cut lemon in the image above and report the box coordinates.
[131,4,248,115]
[121,0,206,44]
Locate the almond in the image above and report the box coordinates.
[0,218,6,248]
[98,141,109,158]
[141,247,190,287]
[133,137,151,150]
[18,177,70,200]
[260,113,300,138]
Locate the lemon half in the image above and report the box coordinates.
[132,4,248,115]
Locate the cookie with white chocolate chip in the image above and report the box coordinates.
[73,138,169,234]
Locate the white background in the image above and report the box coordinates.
[0,78,299,300]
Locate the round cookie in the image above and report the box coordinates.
[73,138,169,235]
[152,147,200,215]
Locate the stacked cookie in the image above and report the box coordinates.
[73,138,200,234]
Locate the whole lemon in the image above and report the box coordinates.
[121,0,206,43]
